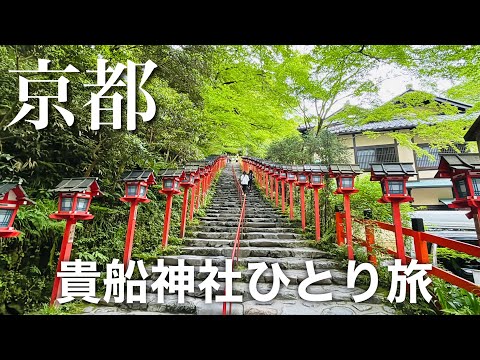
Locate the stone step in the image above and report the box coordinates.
[118,293,243,315]
[184,238,309,248]
[182,246,330,259]
[158,254,341,270]
[209,204,272,208]
[192,231,302,240]
[200,216,291,223]
[195,226,299,233]
[191,221,295,228]
[207,207,280,212]
[146,265,347,285]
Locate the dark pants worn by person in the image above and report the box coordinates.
[242,184,248,193]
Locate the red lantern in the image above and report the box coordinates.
[329,164,362,260]
[49,177,102,305]
[179,165,198,238]
[120,170,156,269]
[304,164,329,241]
[0,182,34,238]
[159,169,184,247]
[370,163,417,264]
[436,153,480,245]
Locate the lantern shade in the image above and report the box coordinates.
[311,174,323,184]
[387,180,405,195]
[454,178,469,198]
[0,209,14,227]
[181,165,199,186]
[159,169,184,194]
[50,177,101,219]
[329,164,362,194]
[120,170,155,201]
[127,185,138,196]
[341,177,353,188]
[297,174,308,183]
[61,196,74,211]
[76,198,89,211]
[472,178,480,196]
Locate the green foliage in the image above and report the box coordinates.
[30,300,86,315]
[432,277,480,315]
[266,130,350,164]
[436,247,479,262]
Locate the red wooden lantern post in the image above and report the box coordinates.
[436,153,480,246]
[264,164,270,198]
[119,170,156,269]
[286,166,297,220]
[179,166,197,238]
[370,163,417,264]
[279,166,287,212]
[305,164,328,241]
[185,164,200,221]
[190,173,200,220]
[272,165,280,206]
[0,183,34,238]
[268,165,276,201]
[329,165,362,260]
[202,165,209,206]
[159,170,183,247]
[49,177,101,306]
[293,165,309,231]
[196,166,205,210]
[255,160,261,190]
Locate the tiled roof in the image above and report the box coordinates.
[437,153,480,172]
[329,164,362,175]
[121,170,154,182]
[406,179,452,188]
[328,112,480,135]
[159,169,184,178]
[0,183,18,197]
[304,164,329,173]
[328,118,418,135]
[53,178,99,192]
[370,163,417,178]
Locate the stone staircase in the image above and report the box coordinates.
[86,163,395,315]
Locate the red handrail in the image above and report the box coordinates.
[336,212,480,296]
[222,165,247,315]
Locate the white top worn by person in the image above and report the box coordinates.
[240,173,249,185]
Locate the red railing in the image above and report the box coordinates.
[336,211,480,296]
[222,164,247,315]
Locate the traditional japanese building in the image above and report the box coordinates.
[300,89,477,208]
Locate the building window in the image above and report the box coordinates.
[356,146,398,170]
[0,209,13,227]
[416,143,468,169]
